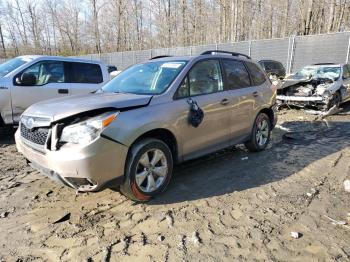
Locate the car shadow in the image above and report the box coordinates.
[149,106,350,205]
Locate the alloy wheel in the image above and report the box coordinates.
[135,149,168,193]
[256,119,269,147]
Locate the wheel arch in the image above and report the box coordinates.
[259,107,274,127]
[129,128,179,164]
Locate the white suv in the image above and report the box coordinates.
[0,56,109,126]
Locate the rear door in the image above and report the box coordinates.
[67,62,104,95]
[221,58,254,139]
[245,61,271,124]
[11,60,69,122]
[173,59,233,160]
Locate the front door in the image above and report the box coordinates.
[173,59,233,160]
[11,60,69,122]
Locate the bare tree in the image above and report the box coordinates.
[0,0,350,58]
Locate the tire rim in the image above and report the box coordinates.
[256,119,269,147]
[135,149,168,193]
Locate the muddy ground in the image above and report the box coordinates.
[1,105,350,262]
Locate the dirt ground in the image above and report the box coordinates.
[1,105,350,262]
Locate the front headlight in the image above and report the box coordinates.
[60,111,119,146]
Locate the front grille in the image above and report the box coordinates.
[20,124,50,146]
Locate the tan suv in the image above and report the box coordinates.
[16,50,277,201]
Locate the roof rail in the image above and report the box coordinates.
[150,55,172,60]
[201,50,251,59]
[313,63,335,65]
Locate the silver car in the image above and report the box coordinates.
[0,56,109,126]
[16,51,277,201]
[277,63,350,110]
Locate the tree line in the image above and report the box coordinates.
[0,0,349,58]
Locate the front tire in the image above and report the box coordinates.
[245,113,271,152]
[120,138,173,202]
[326,91,341,111]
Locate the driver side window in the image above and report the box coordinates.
[175,59,223,98]
[21,61,65,86]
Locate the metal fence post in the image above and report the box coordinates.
[121,52,124,70]
[248,40,252,57]
[288,36,296,74]
[346,35,350,63]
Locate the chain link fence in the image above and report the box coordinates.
[1,32,350,74]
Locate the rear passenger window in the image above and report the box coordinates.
[246,62,267,86]
[70,62,103,84]
[222,60,251,89]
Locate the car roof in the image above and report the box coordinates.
[16,55,105,65]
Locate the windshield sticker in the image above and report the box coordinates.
[161,62,184,69]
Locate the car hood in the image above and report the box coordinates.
[278,77,334,90]
[23,92,153,121]
[277,78,310,89]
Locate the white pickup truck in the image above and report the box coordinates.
[0,55,109,126]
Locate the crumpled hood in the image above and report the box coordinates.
[278,77,334,90]
[23,92,153,121]
[277,78,310,89]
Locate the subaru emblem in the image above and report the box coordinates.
[25,118,35,130]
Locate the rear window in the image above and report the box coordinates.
[246,62,267,86]
[69,62,103,84]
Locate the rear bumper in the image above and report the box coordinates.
[15,130,128,191]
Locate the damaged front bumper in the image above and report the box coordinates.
[276,95,330,108]
[15,130,128,192]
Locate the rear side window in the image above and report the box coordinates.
[69,62,103,84]
[246,62,267,86]
[222,59,251,89]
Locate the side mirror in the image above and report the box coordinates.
[19,73,37,86]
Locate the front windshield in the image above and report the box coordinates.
[102,60,187,95]
[0,57,30,78]
[289,66,341,80]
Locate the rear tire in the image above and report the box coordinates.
[120,138,173,202]
[245,113,271,152]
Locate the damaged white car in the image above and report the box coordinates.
[276,63,350,110]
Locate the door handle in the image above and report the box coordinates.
[252,91,259,97]
[58,89,69,94]
[220,98,230,105]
